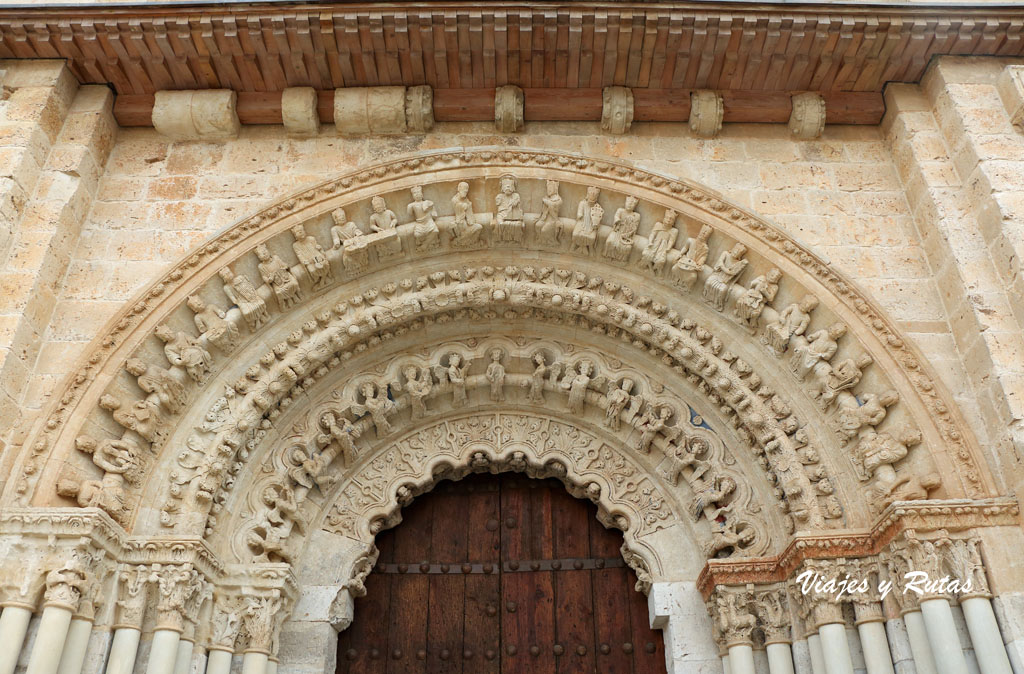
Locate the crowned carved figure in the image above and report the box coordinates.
[602,195,640,262]
[494,174,524,242]
[99,393,166,444]
[670,224,712,291]
[330,207,369,273]
[440,352,471,408]
[535,179,563,244]
[450,181,483,246]
[218,266,269,331]
[763,295,818,356]
[485,349,506,402]
[408,185,440,251]
[187,294,240,353]
[703,243,749,312]
[256,243,301,310]
[291,223,332,290]
[640,208,679,274]
[572,186,603,256]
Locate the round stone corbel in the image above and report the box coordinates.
[788,92,826,140]
[151,90,241,141]
[690,90,724,139]
[495,84,524,133]
[602,86,634,134]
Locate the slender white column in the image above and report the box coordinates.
[723,653,732,674]
[808,634,827,674]
[56,617,94,674]
[104,628,142,674]
[819,623,856,674]
[204,650,232,674]
[146,629,182,674]
[767,643,796,674]
[26,605,74,674]
[240,652,268,674]
[961,597,1013,674]
[0,605,33,674]
[857,621,896,674]
[173,639,194,674]
[729,644,757,674]
[904,610,938,674]
[920,598,969,674]
[265,659,277,674]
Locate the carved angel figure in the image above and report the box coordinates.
[670,224,712,291]
[572,187,602,256]
[485,349,505,402]
[155,324,212,384]
[733,268,781,332]
[291,223,332,290]
[560,359,604,415]
[525,352,549,404]
[604,378,636,431]
[408,185,440,251]
[256,244,301,310]
[635,403,675,454]
[451,181,483,246]
[247,483,303,563]
[602,195,640,262]
[536,179,563,244]
[441,353,471,408]
[494,174,524,242]
[790,322,846,382]
[640,209,678,274]
[219,266,269,331]
[351,382,396,437]
[309,410,361,482]
[187,295,240,353]
[398,365,433,418]
[702,243,748,312]
[762,295,818,356]
[125,358,186,414]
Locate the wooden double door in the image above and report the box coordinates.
[337,473,666,674]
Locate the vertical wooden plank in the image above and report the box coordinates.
[427,482,465,674]
[551,480,596,673]
[500,478,535,674]
[589,515,634,674]
[337,524,392,674]
[464,477,500,674]
[387,491,432,674]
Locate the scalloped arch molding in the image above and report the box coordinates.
[10,147,996,583]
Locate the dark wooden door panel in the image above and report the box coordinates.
[337,473,666,674]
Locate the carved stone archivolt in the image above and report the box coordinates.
[8,149,995,609]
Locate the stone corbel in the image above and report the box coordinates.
[281,87,320,137]
[334,85,434,134]
[601,86,633,134]
[152,90,241,141]
[690,90,724,138]
[495,85,524,133]
[789,92,826,140]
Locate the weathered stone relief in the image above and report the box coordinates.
[25,153,985,559]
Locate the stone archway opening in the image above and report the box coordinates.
[336,471,668,674]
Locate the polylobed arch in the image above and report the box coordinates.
[7,147,994,580]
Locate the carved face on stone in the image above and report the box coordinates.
[500,176,515,194]
[371,196,385,213]
[457,181,469,197]
[698,224,713,240]
[361,382,375,398]
[218,267,234,283]
[586,186,600,203]
[255,244,270,262]
[292,225,306,239]
[622,378,634,392]
[767,268,782,283]
[411,186,424,201]
[154,325,173,343]
[125,359,146,377]
[579,360,593,376]
[186,295,205,312]
[625,196,638,211]
[731,243,747,258]
[533,353,546,366]
[449,353,461,367]
[663,209,677,225]
[659,405,673,420]
[829,323,847,339]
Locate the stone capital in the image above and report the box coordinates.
[709,585,757,648]
[150,563,207,632]
[42,552,88,612]
[755,586,792,645]
[113,564,150,630]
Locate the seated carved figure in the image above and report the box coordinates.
[670,225,712,291]
[571,187,602,256]
[494,174,524,242]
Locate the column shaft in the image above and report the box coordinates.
[204,650,232,674]
[904,611,938,674]
[173,640,194,674]
[26,606,74,674]
[819,623,856,674]
[920,598,969,674]
[808,634,827,674]
[723,653,732,674]
[145,630,181,674]
[104,628,141,674]
[728,644,756,674]
[240,652,267,674]
[857,621,896,674]
[767,643,796,674]
[265,662,277,674]
[56,618,94,674]
[961,597,1013,674]
[0,606,33,674]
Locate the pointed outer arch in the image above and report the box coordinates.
[16,147,993,519]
